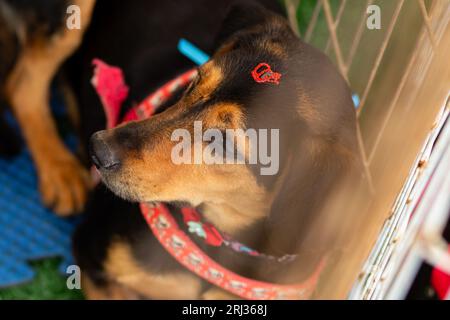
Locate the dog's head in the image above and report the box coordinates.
[90,3,359,228]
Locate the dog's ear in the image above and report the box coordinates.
[215,1,279,46]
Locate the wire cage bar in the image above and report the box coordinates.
[284,0,450,299]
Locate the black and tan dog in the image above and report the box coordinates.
[70,1,363,299]
[0,0,95,215]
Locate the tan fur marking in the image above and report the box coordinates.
[262,40,287,59]
[200,193,269,235]
[202,288,239,300]
[185,61,223,105]
[204,102,245,129]
[105,242,202,299]
[81,274,140,300]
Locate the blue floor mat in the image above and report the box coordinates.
[0,92,82,288]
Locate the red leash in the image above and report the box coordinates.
[91,59,325,300]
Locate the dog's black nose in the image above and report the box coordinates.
[89,131,121,170]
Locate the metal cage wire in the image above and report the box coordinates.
[284,0,450,299]
[284,0,448,193]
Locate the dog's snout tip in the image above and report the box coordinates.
[89,132,121,170]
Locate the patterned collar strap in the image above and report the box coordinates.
[142,202,325,300]
[123,69,198,123]
[180,207,297,263]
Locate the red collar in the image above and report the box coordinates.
[141,202,324,300]
[179,206,298,263]
[91,59,325,299]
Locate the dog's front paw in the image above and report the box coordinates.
[37,153,92,216]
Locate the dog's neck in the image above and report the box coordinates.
[195,154,294,245]
[196,141,348,256]
[197,189,270,236]
[190,143,354,283]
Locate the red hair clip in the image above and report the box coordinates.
[251,62,282,85]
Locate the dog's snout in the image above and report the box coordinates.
[89,131,121,170]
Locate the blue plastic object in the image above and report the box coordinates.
[352,94,360,109]
[0,92,80,288]
[178,38,210,65]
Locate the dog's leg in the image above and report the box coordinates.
[5,0,96,215]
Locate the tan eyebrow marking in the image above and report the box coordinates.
[184,61,223,105]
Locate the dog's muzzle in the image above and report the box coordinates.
[89,131,121,170]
